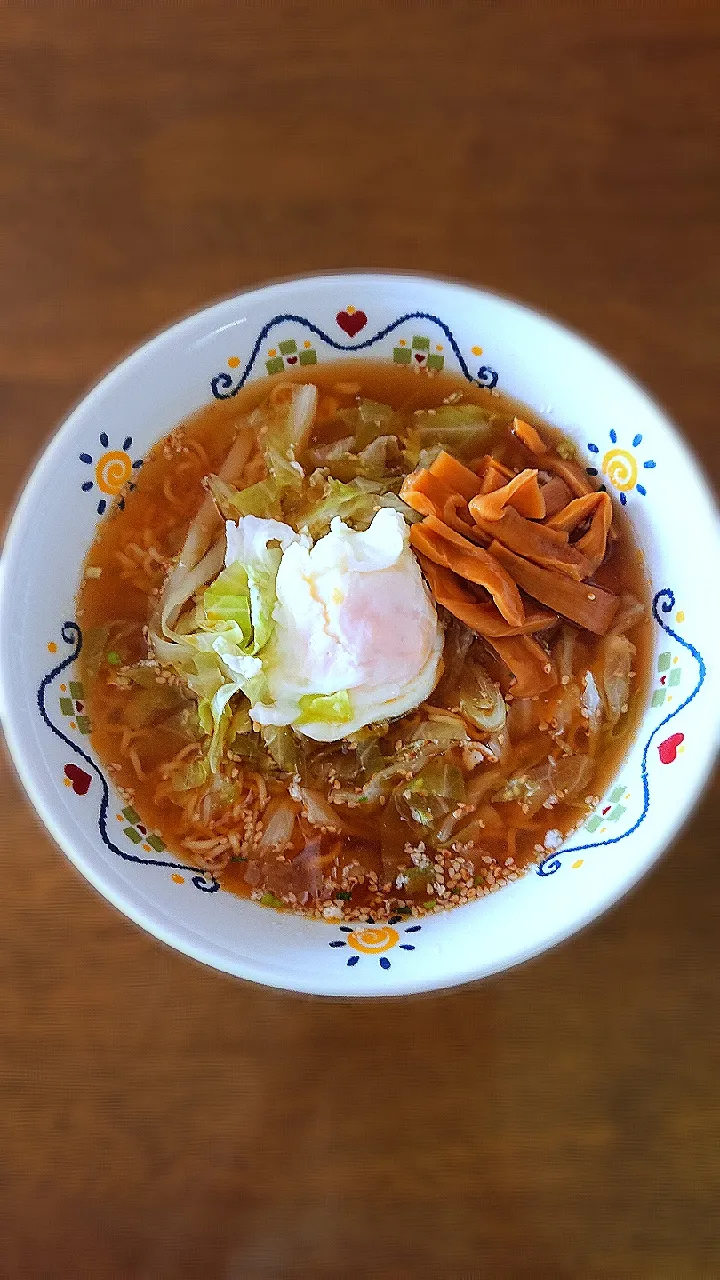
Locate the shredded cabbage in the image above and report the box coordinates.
[338,398,397,449]
[404,406,496,465]
[301,476,384,536]
[203,562,252,636]
[314,435,404,483]
[600,634,635,725]
[301,474,417,539]
[397,759,466,831]
[171,756,211,792]
[206,474,284,522]
[493,762,554,813]
[333,742,440,808]
[151,516,304,766]
[260,724,300,772]
[204,384,316,524]
[410,714,471,747]
[224,515,302,655]
[119,684,186,729]
[412,759,466,802]
[460,683,507,734]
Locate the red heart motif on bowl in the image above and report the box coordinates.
[414,352,425,363]
[658,732,684,765]
[336,309,367,338]
[286,355,298,365]
[64,763,91,795]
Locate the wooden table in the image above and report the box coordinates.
[1,3,718,1275]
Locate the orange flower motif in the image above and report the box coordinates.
[80,433,143,514]
[330,919,422,969]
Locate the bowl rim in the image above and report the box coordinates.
[1,270,719,995]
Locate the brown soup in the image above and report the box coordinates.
[77,361,650,921]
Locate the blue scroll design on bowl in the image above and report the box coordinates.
[537,588,706,876]
[37,622,219,892]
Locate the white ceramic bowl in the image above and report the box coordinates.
[1,273,718,996]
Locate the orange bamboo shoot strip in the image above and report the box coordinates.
[428,450,483,500]
[489,541,619,634]
[480,464,510,495]
[539,453,594,497]
[471,455,515,495]
[468,468,546,520]
[400,468,451,518]
[548,491,613,569]
[512,422,594,498]
[400,466,448,507]
[539,475,573,518]
[423,512,489,551]
[486,634,558,697]
[416,556,557,638]
[547,490,608,533]
[511,417,546,454]
[470,505,592,581]
[404,473,485,541]
[400,470,486,541]
[577,495,613,569]
[442,494,488,544]
[410,523,524,626]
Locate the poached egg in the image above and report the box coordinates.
[232,508,443,742]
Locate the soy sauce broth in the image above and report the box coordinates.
[77,361,651,918]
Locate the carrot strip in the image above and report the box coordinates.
[489,541,619,634]
[539,475,573,518]
[410,523,524,626]
[487,634,557,696]
[470,505,591,581]
[469,468,546,521]
[511,417,546,454]
[428,451,483,500]
[400,488,437,520]
[416,556,557,637]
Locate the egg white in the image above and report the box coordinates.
[248,508,444,741]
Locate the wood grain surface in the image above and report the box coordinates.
[1,3,718,1276]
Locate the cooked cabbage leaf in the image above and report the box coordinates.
[203,561,252,636]
[206,474,284,522]
[301,474,418,539]
[296,690,354,727]
[338,399,398,449]
[404,404,497,466]
[315,435,404,483]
